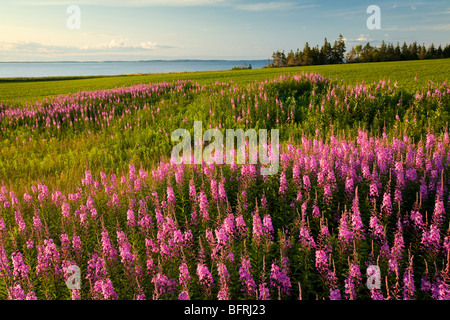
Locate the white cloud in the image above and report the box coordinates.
[235,1,315,11]
[355,34,373,42]
[384,24,450,32]
[0,39,164,54]
[141,41,158,49]
[235,1,294,11]
[14,0,228,7]
[425,24,450,31]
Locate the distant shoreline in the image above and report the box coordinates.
[0,59,267,64]
[0,60,268,79]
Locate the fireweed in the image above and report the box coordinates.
[0,129,448,300]
[0,72,449,300]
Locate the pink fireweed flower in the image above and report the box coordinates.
[36,238,62,277]
[26,238,34,250]
[299,223,316,249]
[127,209,136,228]
[370,287,384,300]
[101,229,117,261]
[258,282,270,300]
[345,177,354,196]
[7,283,26,300]
[391,222,405,261]
[210,179,218,202]
[239,256,256,298]
[198,191,209,222]
[270,260,291,297]
[60,234,71,260]
[217,262,230,300]
[179,262,191,287]
[218,182,227,203]
[252,211,263,246]
[61,202,71,219]
[421,224,441,253]
[87,254,106,283]
[323,184,332,205]
[93,278,118,300]
[369,214,386,242]
[381,191,393,216]
[410,210,424,231]
[235,214,247,237]
[12,251,30,281]
[72,235,83,259]
[351,192,365,239]
[222,212,235,237]
[344,262,361,300]
[197,263,214,291]
[189,179,197,203]
[23,192,33,206]
[338,210,353,246]
[312,204,320,219]
[14,211,27,234]
[117,231,135,267]
[262,214,274,240]
[179,291,190,300]
[330,288,342,300]
[278,172,288,197]
[432,195,445,227]
[403,257,415,300]
[167,186,176,209]
[261,193,269,210]
[315,249,329,276]
[303,175,311,194]
[369,182,378,199]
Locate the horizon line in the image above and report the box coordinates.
[0,59,269,63]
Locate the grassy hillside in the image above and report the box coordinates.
[0,59,449,106]
[0,58,449,301]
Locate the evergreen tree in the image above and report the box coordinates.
[287,50,296,66]
[386,43,395,61]
[319,38,332,64]
[302,42,313,66]
[379,40,387,61]
[345,46,358,63]
[401,42,410,60]
[394,42,401,60]
[332,34,346,64]
[418,44,427,59]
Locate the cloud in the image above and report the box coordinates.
[13,0,228,7]
[425,24,450,31]
[14,0,317,11]
[235,1,294,11]
[141,41,158,49]
[384,24,450,32]
[355,34,373,42]
[235,1,315,11]
[0,39,166,55]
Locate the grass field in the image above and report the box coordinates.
[1,59,449,106]
[0,59,449,301]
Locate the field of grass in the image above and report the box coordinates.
[0,59,449,300]
[1,59,449,106]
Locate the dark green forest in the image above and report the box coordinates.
[268,34,450,67]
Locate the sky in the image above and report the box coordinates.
[0,0,449,61]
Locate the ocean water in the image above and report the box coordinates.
[0,60,268,78]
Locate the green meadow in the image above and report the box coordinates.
[0,59,449,194]
[1,59,449,106]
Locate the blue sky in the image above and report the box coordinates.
[0,0,449,61]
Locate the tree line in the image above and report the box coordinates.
[267,35,450,67]
[268,34,346,67]
[346,41,450,63]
